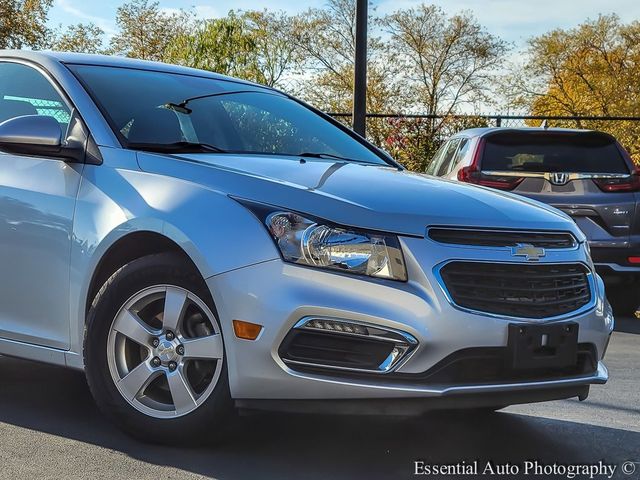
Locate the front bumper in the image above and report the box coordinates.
[235,383,597,415]
[207,235,613,404]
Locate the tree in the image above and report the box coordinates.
[507,15,640,159]
[49,23,104,53]
[166,10,300,88]
[382,5,507,120]
[375,4,506,170]
[110,0,193,61]
[290,0,404,150]
[0,0,52,49]
[292,0,400,109]
[165,13,261,81]
[241,10,300,88]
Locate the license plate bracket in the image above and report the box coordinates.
[507,322,578,370]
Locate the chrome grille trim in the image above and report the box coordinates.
[428,227,578,249]
[434,260,596,322]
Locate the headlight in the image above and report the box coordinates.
[241,201,407,281]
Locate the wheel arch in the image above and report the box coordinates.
[85,230,200,315]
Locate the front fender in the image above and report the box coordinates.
[67,151,278,364]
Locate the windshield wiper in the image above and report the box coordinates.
[164,90,267,115]
[296,151,381,165]
[127,141,228,154]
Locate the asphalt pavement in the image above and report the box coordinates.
[0,319,638,480]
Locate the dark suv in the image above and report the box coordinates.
[428,127,640,314]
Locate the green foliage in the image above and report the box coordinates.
[49,23,104,54]
[109,0,193,61]
[165,10,299,88]
[0,0,52,49]
[165,12,260,80]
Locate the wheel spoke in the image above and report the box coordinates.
[181,334,223,360]
[163,287,188,332]
[167,370,197,415]
[113,309,155,346]
[118,361,157,401]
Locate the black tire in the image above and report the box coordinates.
[84,252,232,444]
[607,284,640,317]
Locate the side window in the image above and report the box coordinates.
[448,138,470,174]
[426,141,450,175]
[0,62,71,130]
[435,138,461,176]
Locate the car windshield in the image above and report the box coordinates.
[481,131,629,174]
[69,65,387,165]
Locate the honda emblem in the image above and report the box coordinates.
[549,172,570,186]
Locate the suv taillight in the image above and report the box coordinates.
[593,173,640,192]
[457,166,524,191]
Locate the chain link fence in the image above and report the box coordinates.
[329,113,640,171]
[4,95,71,124]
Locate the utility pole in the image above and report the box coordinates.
[352,0,367,137]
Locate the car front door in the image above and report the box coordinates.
[0,61,82,349]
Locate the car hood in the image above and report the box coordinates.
[137,152,580,238]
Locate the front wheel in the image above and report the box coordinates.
[84,253,232,444]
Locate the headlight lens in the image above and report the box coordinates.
[261,209,407,281]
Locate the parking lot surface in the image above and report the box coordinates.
[0,319,638,480]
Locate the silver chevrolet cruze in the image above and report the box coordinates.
[0,51,613,443]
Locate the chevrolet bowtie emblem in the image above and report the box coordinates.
[511,243,546,261]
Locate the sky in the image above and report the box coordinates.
[49,0,640,47]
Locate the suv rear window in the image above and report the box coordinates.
[481,131,629,174]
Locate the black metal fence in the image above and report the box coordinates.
[329,113,640,171]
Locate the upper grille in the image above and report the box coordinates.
[428,228,576,249]
[440,262,591,319]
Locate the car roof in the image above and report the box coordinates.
[453,126,596,138]
[0,49,264,88]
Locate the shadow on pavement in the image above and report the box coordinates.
[0,355,638,479]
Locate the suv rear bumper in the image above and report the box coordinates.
[593,248,640,278]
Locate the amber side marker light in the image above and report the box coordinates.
[233,320,263,340]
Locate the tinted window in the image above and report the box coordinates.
[0,62,71,127]
[426,142,448,175]
[436,139,461,176]
[70,65,387,165]
[448,137,469,174]
[482,132,629,174]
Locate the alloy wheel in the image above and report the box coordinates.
[107,285,223,418]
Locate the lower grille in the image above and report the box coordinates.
[391,344,597,385]
[279,318,417,373]
[280,331,395,370]
[297,344,598,386]
[440,262,591,318]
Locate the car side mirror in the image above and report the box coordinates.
[0,115,83,162]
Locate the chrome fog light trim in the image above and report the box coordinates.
[278,317,418,374]
[296,317,417,345]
